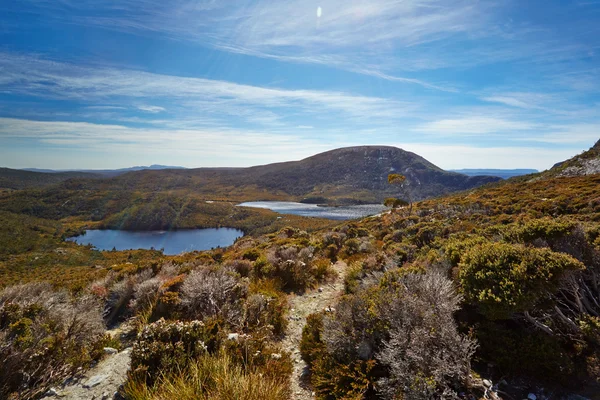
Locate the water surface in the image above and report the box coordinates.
[67,228,243,255]
[238,201,387,220]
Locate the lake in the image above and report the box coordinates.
[237,201,388,220]
[67,228,244,255]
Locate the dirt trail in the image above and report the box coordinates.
[46,326,133,400]
[282,260,348,400]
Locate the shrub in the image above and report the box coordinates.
[312,257,335,282]
[242,249,261,262]
[343,238,361,255]
[458,242,584,319]
[300,312,326,366]
[266,245,316,290]
[130,276,162,316]
[180,268,247,326]
[243,291,288,337]
[0,283,105,398]
[476,321,574,384]
[321,231,346,249]
[226,259,253,277]
[103,277,135,326]
[303,270,475,400]
[129,318,221,385]
[375,272,476,399]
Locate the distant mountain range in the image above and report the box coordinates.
[25,146,501,203]
[1,147,503,201]
[449,169,538,179]
[23,164,185,177]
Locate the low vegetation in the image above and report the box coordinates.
[2,143,600,398]
[0,283,107,399]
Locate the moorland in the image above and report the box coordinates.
[1,144,600,400]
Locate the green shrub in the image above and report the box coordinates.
[476,321,574,384]
[129,318,222,385]
[300,312,326,366]
[311,357,376,400]
[458,242,584,319]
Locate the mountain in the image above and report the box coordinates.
[450,169,538,179]
[0,168,103,190]
[548,139,600,177]
[80,146,501,203]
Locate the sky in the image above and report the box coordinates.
[0,0,599,170]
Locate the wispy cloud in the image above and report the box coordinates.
[11,0,597,86]
[413,116,540,136]
[400,143,579,170]
[0,53,415,129]
[137,105,166,113]
[6,0,497,89]
[0,117,356,167]
[412,112,600,147]
[481,92,556,110]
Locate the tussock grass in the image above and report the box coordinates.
[124,351,290,400]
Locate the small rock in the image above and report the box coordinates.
[44,387,59,397]
[83,374,107,388]
[318,287,323,293]
[103,347,118,355]
[102,392,110,400]
[482,379,492,388]
[271,353,282,360]
[227,333,239,341]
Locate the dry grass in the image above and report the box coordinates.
[124,351,290,400]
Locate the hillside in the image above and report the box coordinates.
[548,139,600,177]
[58,146,501,203]
[0,168,102,190]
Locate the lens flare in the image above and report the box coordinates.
[317,6,322,18]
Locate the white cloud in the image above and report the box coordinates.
[12,0,597,87]
[400,143,580,170]
[2,117,594,171]
[413,116,540,136]
[0,53,414,127]
[137,105,166,113]
[8,0,496,88]
[0,117,358,168]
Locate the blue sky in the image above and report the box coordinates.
[1,0,599,170]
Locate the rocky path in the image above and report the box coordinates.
[282,261,347,400]
[46,326,134,400]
